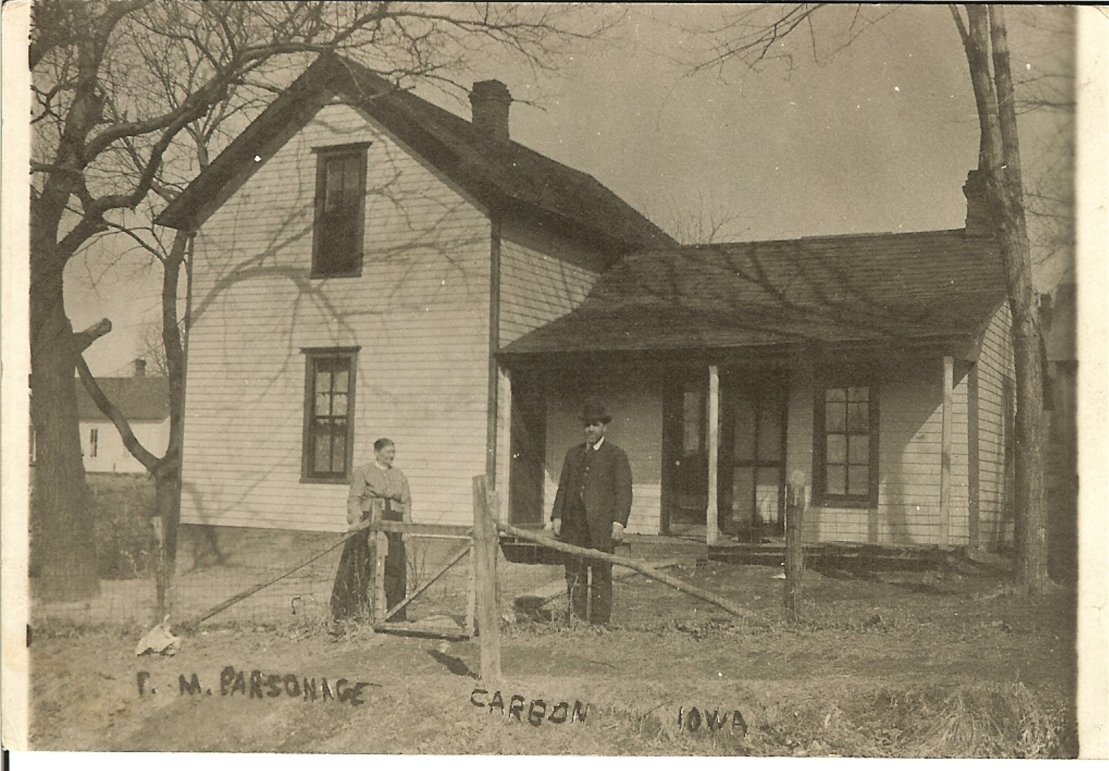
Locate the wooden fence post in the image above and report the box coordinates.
[784,476,806,621]
[472,475,501,684]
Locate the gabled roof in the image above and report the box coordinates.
[156,53,673,254]
[502,229,1006,356]
[77,377,171,422]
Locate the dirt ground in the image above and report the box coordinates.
[27,557,1077,757]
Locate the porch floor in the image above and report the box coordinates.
[708,539,972,572]
[500,527,989,575]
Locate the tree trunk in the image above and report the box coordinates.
[29,235,99,600]
[1009,286,1048,592]
[954,5,1050,596]
[152,465,182,619]
[151,229,190,618]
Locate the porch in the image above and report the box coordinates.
[497,344,982,551]
[493,227,1011,553]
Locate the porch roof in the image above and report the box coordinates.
[501,229,1006,357]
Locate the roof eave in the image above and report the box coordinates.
[499,332,980,368]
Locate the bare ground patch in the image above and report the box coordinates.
[28,558,1076,756]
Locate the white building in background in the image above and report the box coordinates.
[76,359,170,475]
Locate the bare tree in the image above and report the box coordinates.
[682,4,1064,593]
[30,0,615,601]
[132,320,170,378]
[649,191,750,245]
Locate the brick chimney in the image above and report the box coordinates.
[133,358,147,377]
[963,170,991,237]
[469,80,512,142]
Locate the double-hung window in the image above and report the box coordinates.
[302,348,358,482]
[813,380,879,507]
[312,143,369,277]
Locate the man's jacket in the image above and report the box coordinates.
[552,440,633,548]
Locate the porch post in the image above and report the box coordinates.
[706,365,720,546]
[495,368,512,523]
[939,355,954,546]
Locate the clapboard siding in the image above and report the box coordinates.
[82,419,169,474]
[498,221,605,345]
[973,303,1014,547]
[181,102,492,533]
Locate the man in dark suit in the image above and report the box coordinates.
[551,400,633,624]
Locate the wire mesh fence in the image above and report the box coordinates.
[31,518,569,633]
[28,472,584,632]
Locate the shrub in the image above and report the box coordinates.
[89,475,158,580]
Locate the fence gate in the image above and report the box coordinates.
[366,520,475,638]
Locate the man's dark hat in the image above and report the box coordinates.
[579,399,611,424]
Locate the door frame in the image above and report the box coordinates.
[660,372,708,536]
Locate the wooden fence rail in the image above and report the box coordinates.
[497,521,760,621]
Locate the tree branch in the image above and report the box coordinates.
[75,354,160,472]
[72,318,112,353]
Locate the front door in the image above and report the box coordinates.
[720,372,788,542]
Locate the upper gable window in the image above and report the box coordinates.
[312,143,369,277]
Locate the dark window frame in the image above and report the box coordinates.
[301,347,360,484]
[89,427,99,458]
[812,373,880,508]
[311,142,370,278]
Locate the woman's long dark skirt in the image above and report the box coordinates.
[330,533,372,621]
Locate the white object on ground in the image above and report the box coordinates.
[135,615,180,656]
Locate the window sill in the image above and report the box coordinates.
[300,475,351,486]
[309,269,363,280]
[813,496,874,510]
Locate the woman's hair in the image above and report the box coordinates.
[373,437,394,452]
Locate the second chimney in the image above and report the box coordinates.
[963,169,991,237]
[469,80,512,142]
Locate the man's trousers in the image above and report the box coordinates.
[560,514,614,624]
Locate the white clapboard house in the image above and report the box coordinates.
[76,359,170,475]
[157,54,1015,551]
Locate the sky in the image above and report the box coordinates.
[57,4,1076,376]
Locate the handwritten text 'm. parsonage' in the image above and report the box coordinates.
[137,668,375,705]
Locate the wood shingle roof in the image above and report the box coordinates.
[502,229,1006,356]
[76,377,170,422]
[156,53,673,255]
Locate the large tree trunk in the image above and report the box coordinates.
[955,5,1050,595]
[1011,308,1048,590]
[29,232,99,600]
[985,6,1049,595]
